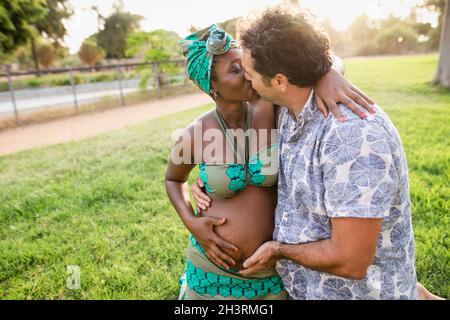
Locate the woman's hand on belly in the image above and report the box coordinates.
[203,185,277,269]
[192,177,212,211]
[188,215,240,270]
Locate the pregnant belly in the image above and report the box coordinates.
[199,185,277,270]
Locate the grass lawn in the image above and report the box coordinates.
[0,54,448,299]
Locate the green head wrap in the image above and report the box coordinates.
[179,24,239,94]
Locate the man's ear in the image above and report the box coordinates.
[271,74,289,93]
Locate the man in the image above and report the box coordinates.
[235,7,418,300]
[193,7,419,300]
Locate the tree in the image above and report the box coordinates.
[422,0,446,23]
[284,0,300,6]
[78,40,105,66]
[126,29,181,88]
[346,15,380,55]
[421,0,446,49]
[91,6,104,32]
[34,0,73,46]
[187,18,239,39]
[433,0,450,88]
[375,22,419,54]
[35,41,58,69]
[97,2,143,60]
[218,17,240,38]
[126,29,181,61]
[321,17,346,55]
[31,0,73,72]
[125,32,151,59]
[189,25,200,34]
[16,44,34,70]
[0,0,46,55]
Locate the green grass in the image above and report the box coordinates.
[0,54,449,299]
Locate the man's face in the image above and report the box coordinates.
[242,48,285,105]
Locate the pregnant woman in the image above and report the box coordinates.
[165,25,375,300]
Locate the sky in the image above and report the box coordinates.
[64,0,438,54]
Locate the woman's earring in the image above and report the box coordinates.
[211,90,218,99]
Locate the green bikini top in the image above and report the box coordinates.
[199,104,279,199]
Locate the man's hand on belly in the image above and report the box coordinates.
[238,241,281,276]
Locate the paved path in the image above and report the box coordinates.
[0,79,140,113]
[0,92,211,156]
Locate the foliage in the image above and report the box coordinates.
[78,40,105,67]
[126,30,183,89]
[375,23,420,54]
[29,0,73,71]
[15,44,35,70]
[0,71,137,92]
[218,17,240,38]
[126,30,180,61]
[34,0,73,47]
[96,3,143,59]
[35,41,58,69]
[0,0,46,54]
[0,0,72,70]
[422,0,446,47]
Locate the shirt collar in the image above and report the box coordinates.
[286,89,321,127]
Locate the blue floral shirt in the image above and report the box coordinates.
[274,92,418,300]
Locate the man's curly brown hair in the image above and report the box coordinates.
[239,7,333,87]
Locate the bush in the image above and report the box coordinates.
[26,79,41,88]
[36,42,58,69]
[375,24,419,54]
[0,68,170,92]
[78,40,106,66]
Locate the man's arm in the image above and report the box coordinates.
[239,217,382,279]
[277,217,382,279]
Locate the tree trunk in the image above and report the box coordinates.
[433,0,450,88]
[31,39,41,77]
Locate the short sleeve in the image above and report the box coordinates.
[321,120,397,219]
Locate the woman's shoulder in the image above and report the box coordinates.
[249,98,274,110]
[179,109,217,137]
[169,110,213,163]
[196,109,216,123]
[248,98,277,128]
[249,98,278,117]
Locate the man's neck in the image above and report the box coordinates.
[284,86,313,119]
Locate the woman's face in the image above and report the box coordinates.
[211,48,260,102]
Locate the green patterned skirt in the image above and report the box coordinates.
[179,234,288,300]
